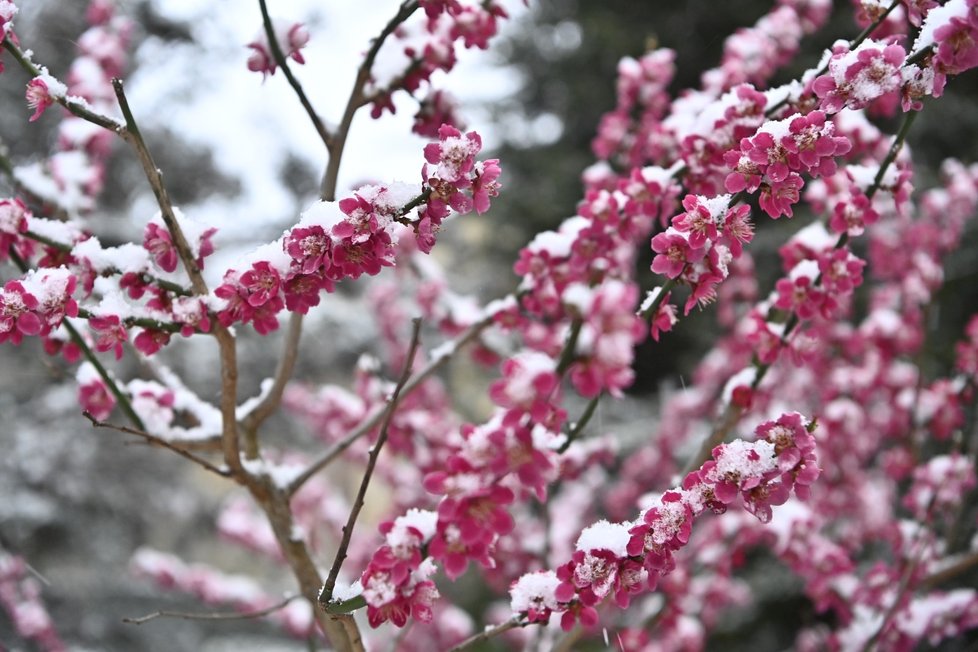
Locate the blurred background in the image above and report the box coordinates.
[2,0,977,650]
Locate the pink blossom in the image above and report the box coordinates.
[25,75,62,122]
[471,158,501,214]
[134,328,171,356]
[78,375,115,421]
[0,280,41,345]
[89,314,127,359]
[0,197,29,262]
[829,191,879,236]
[812,42,906,113]
[651,229,703,278]
[424,124,482,184]
[246,20,310,78]
[143,222,178,272]
[933,13,978,77]
[413,89,464,137]
[759,173,804,218]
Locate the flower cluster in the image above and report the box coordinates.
[902,453,976,524]
[651,193,755,313]
[811,40,907,113]
[213,125,499,334]
[508,413,818,629]
[563,280,646,397]
[356,509,440,628]
[363,0,510,134]
[724,111,852,218]
[914,0,978,94]
[0,267,78,345]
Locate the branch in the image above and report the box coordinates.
[111,79,206,296]
[1,39,124,132]
[84,412,230,478]
[320,318,423,603]
[319,0,420,200]
[110,78,243,473]
[257,0,333,149]
[123,594,299,624]
[447,615,525,652]
[288,309,496,495]
[554,318,583,376]
[240,310,304,439]
[558,394,602,453]
[920,551,978,591]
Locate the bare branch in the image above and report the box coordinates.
[288,310,496,496]
[1,39,124,133]
[257,0,333,149]
[84,412,230,478]
[320,318,423,603]
[240,311,304,438]
[123,594,300,625]
[448,616,525,652]
[111,79,206,296]
[320,0,420,200]
[920,551,978,590]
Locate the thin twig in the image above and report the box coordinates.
[111,79,206,295]
[555,318,583,376]
[84,412,230,478]
[240,310,304,444]
[447,615,525,651]
[1,40,124,132]
[288,310,495,495]
[558,394,602,453]
[123,594,299,625]
[257,0,333,149]
[320,318,423,604]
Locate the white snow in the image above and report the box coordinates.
[575,519,632,557]
[914,0,968,53]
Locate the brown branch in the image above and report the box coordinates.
[320,318,423,603]
[288,309,495,496]
[240,310,304,444]
[111,79,206,296]
[111,79,243,473]
[257,0,333,149]
[83,412,230,478]
[920,551,978,591]
[1,40,124,132]
[448,615,525,651]
[123,594,300,625]
[319,0,420,200]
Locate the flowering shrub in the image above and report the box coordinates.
[2,0,978,650]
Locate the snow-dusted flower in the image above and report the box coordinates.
[25,74,66,122]
[246,19,310,78]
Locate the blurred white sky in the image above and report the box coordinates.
[124,0,528,241]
